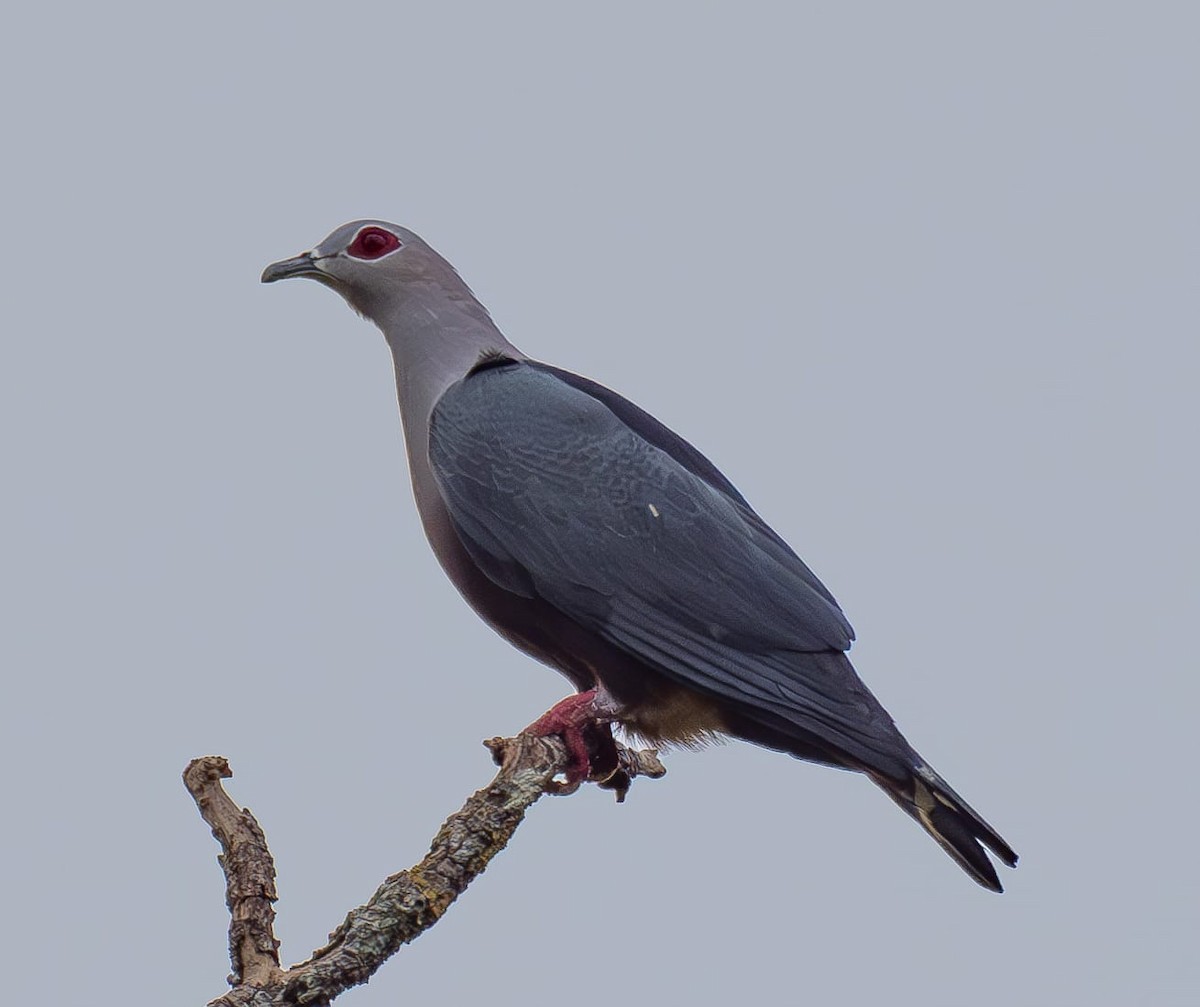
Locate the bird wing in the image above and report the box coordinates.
[428,359,908,769]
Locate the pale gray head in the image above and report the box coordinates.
[263,221,518,412]
[262,220,496,333]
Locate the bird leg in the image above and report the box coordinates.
[523,687,623,790]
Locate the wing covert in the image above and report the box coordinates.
[427,362,900,763]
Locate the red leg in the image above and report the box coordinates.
[524,688,619,785]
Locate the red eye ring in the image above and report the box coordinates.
[347,227,402,260]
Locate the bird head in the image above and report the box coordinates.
[262,220,439,319]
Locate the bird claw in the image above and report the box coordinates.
[523,688,623,793]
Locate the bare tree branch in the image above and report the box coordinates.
[185,734,665,1007]
[184,757,283,989]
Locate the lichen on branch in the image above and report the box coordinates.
[185,733,665,1007]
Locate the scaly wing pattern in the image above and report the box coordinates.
[428,360,915,777]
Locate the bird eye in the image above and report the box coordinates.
[347,227,401,260]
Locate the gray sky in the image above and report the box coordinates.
[3,4,1196,1004]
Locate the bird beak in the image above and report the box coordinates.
[261,252,322,283]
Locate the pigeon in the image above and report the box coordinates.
[263,221,1017,891]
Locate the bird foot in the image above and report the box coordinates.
[523,688,623,792]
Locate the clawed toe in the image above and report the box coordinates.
[523,689,621,787]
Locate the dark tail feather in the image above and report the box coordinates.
[873,762,1018,893]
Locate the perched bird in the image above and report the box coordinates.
[263,221,1018,891]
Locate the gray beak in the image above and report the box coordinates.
[261,252,322,283]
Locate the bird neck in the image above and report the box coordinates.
[374,281,524,499]
[380,282,519,411]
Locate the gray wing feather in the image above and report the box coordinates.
[429,363,904,765]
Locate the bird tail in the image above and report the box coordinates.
[872,762,1018,892]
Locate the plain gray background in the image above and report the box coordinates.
[2,4,1195,1004]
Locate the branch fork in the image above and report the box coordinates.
[184,732,664,1006]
